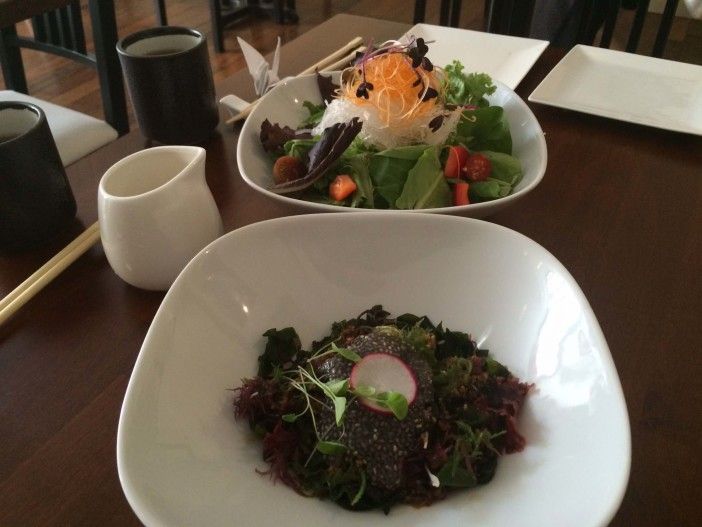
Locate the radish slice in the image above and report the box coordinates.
[350,353,417,414]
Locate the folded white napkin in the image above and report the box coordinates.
[237,36,281,97]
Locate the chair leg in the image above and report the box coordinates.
[413,0,427,24]
[88,0,129,135]
[576,0,597,45]
[626,0,649,53]
[0,26,29,93]
[153,0,168,25]
[210,0,225,52]
[508,0,535,36]
[449,0,462,27]
[486,0,515,34]
[439,0,451,25]
[485,0,497,32]
[599,0,621,48]
[68,1,87,54]
[652,0,679,57]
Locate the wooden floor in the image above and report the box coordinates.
[1,0,700,129]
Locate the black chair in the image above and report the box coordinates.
[413,1,538,33]
[210,0,298,53]
[0,0,128,136]
[576,0,680,56]
[413,0,463,26]
[485,0,680,57]
[485,0,536,36]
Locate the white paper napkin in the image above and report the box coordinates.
[237,36,281,97]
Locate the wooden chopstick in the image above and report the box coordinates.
[0,222,101,327]
[318,46,365,75]
[297,36,364,75]
[226,36,365,125]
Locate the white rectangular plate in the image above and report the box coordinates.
[402,23,548,89]
[529,45,702,135]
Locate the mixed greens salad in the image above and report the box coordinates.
[260,38,523,209]
[233,306,531,512]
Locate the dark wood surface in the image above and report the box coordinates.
[1,13,701,527]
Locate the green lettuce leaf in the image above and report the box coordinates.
[480,150,522,186]
[395,146,451,209]
[454,107,512,154]
[346,154,374,208]
[284,138,317,160]
[369,146,429,207]
[300,100,326,128]
[469,178,512,200]
[443,61,496,107]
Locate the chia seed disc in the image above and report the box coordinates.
[317,329,433,490]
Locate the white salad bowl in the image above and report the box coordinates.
[236,73,547,217]
[118,213,630,527]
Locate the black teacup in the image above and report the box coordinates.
[117,26,219,145]
[0,102,76,254]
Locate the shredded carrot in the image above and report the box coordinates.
[340,52,443,127]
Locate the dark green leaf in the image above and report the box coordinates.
[316,440,347,455]
[437,461,477,488]
[404,325,437,367]
[437,446,478,488]
[436,326,476,359]
[395,313,435,330]
[351,470,367,506]
[282,413,299,422]
[258,327,302,377]
[485,357,510,377]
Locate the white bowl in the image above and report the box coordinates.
[118,213,630,527]
[237,74,547,217]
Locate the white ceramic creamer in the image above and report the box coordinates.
[98,146,223,290]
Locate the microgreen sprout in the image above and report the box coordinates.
[350,385,409,420]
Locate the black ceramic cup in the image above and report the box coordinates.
[0,102,77,254]
[117,26,219,144]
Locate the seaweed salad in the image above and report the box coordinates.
[233,305,531,513]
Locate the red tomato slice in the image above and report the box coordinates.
[444,145,469,179]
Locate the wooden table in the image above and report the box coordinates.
[1,14,700,527]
